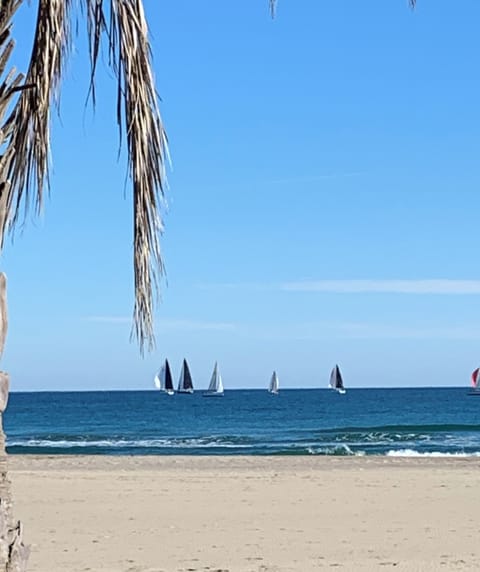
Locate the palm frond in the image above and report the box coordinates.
[0,0,27,242]
[4,0,73,229]
[0,0,24,127]
[85,0,106,106]
[269,0,276,18]
[84,0,168,354]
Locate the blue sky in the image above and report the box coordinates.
[3,0,480,390]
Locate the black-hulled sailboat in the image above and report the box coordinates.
[177,358,194,394]
[329,364,346,394]
[154,359,175,395]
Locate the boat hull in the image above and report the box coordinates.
[329,386,346,394]
[156,389,175,395]
[203,392,224,397]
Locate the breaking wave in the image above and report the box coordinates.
[386,449,480,458]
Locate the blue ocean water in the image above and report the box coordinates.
[3,388,480,457]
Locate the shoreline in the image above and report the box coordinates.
[8,452,480,469]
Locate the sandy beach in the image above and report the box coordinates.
[8,455,480,571]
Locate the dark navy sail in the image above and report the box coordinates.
[164,360,174,392]
[329,365,346,394]
[154,358,175,395]
[177,359,194,394]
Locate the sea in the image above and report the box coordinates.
[3,388,480,457]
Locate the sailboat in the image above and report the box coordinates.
[154,359,175,395]
[177,358,194,394]
[268,371,279,394]
[329,364,346,394]
[469,367,480,395]
[203,362,224,397]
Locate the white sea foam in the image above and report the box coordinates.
[307,444,365,456]
[386,449,480,458]
[7,438,250,449]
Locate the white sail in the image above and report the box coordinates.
[154,364,166,390]
[269,371,279,394]
[204,362,224,396]
[328,367,336,390]
[207,363,219,392]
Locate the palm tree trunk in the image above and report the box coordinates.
[0,275,28,571]
[0,1,30,568]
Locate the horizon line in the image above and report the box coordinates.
[9,386,466,393]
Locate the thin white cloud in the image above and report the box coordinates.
[197,279,480,295]
[266,171,365,185]
[281,279,480,295]
[255,321,480,341]
[329,322,480,340]
[157,319,236,332]
[195,281,272,291]
[84,316,480,340]
[85,316,131,324]
[85,316,236,332]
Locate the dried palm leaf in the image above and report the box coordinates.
[84,0,168,353]
[0,0,166,354]
[0,0,25,135]
[0,0,28,240]
[5,0,72,226]
[270,0,276,18]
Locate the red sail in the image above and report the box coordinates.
[471,368,480,388]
